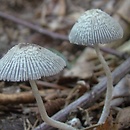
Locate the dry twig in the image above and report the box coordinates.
[0,91,45,104]
[0,11,126,59]
[35,57,130,130]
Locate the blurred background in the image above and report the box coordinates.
[0,0,130,130]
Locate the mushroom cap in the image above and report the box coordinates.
[69,9,123,45]
[0,43,66,81]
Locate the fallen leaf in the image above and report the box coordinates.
[111,75,130,107]
[116,107,130,130]
[83,115,117,130]
[64,48,95,79]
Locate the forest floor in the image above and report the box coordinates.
[0,0,130,130]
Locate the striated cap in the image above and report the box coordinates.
[0,43,66,81]
[69,9,123,45]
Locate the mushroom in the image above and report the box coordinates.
[69,9,123,124]
[0,43,76,130]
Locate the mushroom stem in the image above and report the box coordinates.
[29,80,76,130]
[94,44,113,124]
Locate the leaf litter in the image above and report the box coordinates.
[0,0,130,130]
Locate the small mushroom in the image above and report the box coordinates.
[0,43,75,130]
[69,9,123,124]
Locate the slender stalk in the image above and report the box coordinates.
[29,80,76,130]
[94,44,113,124]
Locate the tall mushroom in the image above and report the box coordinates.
[69,9,123,124]
[0,43,76,130]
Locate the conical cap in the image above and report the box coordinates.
[0,43,66,81]
[69,9,123,45]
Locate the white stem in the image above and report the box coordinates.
[29,80,76,130]
[94,44,113,124]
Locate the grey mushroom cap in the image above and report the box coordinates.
[0,43,66,81]
[69,9,123,45]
